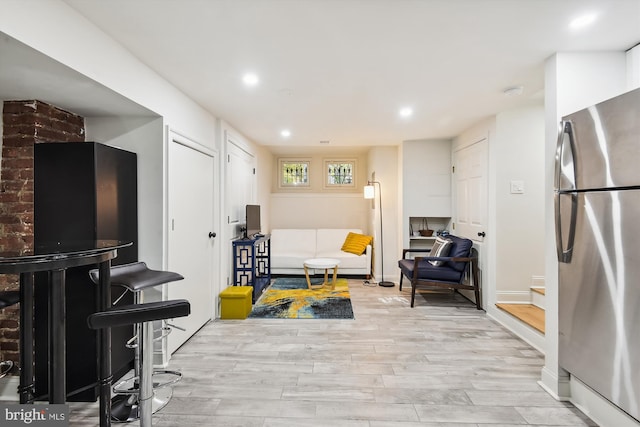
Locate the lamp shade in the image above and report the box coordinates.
[363,185,375,199]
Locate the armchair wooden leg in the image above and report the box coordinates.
[410,282,416,307]
[471,257,482,310]
[399,274,403,291]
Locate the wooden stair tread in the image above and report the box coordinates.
[496,303,545,334]
[531,287,545,295]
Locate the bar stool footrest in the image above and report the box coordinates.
[112,370,182,395]
[0,361,13,379]
[110,387,173,423]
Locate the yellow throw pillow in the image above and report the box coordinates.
[341,232,373,255]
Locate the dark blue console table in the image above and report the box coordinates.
[232,234,271,302]
[0,240,131,427]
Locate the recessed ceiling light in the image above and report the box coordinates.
[503,85,524,97]
[569,12,597,30]
[399,107,413,118]
[242,72,259,86]
[280,129,291,138]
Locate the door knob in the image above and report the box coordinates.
[478,232,486,237]
[209,232,216,238]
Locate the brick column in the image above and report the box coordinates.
[0,100,84,370]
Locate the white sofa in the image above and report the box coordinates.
[270,228,371,276]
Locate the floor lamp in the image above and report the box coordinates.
[364,181,395,287]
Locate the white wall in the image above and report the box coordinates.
[367,146,399,284]
[401,139,452,247]
[270,193,369,231]
[494,104,545,302]
[542,51,635,427]
[267,148,370,250]
[85,117,165,267]
[627,44,640,90]
[255,145,273,233]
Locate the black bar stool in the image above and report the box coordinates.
[0,291,20,378]
[89,262,184,422]
[88,299,190,427]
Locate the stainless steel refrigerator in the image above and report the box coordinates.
[555,87,640,422]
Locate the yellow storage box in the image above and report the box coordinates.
[219,286,253,319]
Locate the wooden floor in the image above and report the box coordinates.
[496,303,546,334]
[64,280,591,426]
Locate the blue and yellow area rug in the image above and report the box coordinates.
[249,277,354,319]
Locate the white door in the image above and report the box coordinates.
[167,137,215,355]
[454,138,488,242]
[224,136,255,286]
[226,138,255,226]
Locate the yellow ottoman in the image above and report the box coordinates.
[219,286,253,319]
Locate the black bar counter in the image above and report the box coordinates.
[0,240,131,427]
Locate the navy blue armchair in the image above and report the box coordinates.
[398,235,481,309]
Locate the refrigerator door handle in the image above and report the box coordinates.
[555,120,578,263]
[555,192,577,263]
[555,120,577,192]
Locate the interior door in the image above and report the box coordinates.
[224,135,256,285]
[167,137,215,355]
[226,137,255,227]
[454,138,488,242]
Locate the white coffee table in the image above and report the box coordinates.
[303,258,340,290]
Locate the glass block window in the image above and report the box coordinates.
[279,160,310,187]
[325,160,356,188]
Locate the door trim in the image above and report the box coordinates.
[165,126,220,358]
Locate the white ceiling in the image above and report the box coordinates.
[0,33,154,117]
[7,1,640,148]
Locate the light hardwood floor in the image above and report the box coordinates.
[495,303,545,334]
[69,280,596,426]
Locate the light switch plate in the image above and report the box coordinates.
[510,180,525,194]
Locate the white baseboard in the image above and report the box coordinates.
[486,305,545,352]
[531,275,545,287]
[495,290,531,304]
[531,290,545,309]
[570,377,640,427]
[539,365,571,400]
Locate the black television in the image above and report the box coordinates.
[245,204,261,238]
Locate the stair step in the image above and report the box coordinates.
[496,303,545,334]
[531,287,545,310]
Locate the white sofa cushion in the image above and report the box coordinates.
[270,228,371,275]
[315,249,368,269]
[316,229,362,255]
[270,229,316,268]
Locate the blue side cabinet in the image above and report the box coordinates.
[232,234,271,302]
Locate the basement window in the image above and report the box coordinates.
[279,159,310,187]
[324,159,356,188]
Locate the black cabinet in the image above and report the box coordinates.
[232,235,271,302]
[34,142,137,401]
